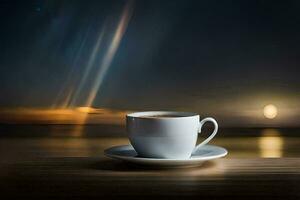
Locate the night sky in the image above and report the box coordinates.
[0,0,300,126]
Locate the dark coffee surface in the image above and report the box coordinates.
[143,114,182,118]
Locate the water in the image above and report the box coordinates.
[0,124,299,138]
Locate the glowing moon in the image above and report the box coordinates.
[263,104,278,119]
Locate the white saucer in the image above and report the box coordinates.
[104,145,228,168]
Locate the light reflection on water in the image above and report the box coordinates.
[259,129,283,158]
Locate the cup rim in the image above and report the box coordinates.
[126,111,199,119]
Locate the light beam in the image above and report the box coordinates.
[85,0,134,107]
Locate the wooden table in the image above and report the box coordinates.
[0,127,299,199]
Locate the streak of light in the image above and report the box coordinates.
[69,0,134,136]
[63,24,107,135]
[70,25,107,107]
[85,0,134,107]
[52,25,91,108]
[60,86,74,108]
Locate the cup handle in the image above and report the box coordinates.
[192,117,218,154]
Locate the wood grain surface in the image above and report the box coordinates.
[0,130,299,199]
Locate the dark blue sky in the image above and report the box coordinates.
[0,0,299,124]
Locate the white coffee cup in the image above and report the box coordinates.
[126,111,218,159]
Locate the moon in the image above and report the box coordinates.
[263,104,278,119]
